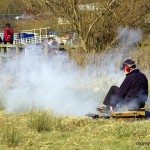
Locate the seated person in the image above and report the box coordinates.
[47,37,58,53]
[98,59,148,113]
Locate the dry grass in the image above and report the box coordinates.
[1,110,150,150]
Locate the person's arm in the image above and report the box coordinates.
[12,29,14,42]
[12,33,14,42]
[117,76,132,101]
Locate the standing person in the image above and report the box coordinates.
[3,23,14,44]
[0,36,2,44]
[58,37,65,51]
[97,59,148,113]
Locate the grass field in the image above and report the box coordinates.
[1,110,150,150]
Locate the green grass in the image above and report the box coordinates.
[1,110,150,150]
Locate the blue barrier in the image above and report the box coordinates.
[22,33,34,38]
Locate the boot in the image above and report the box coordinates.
[97,105,111,114]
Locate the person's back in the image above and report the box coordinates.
[97,59,149,113]
[3,23,14,44]
[118,69,148,109]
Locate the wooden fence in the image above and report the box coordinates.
[0,43,79,66]
[0,43,25,66]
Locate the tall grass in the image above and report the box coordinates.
[27,110,97,133]
[27,110,63,132]
[1,123,22,147]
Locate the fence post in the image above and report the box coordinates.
[0,44,25,66]
[0,46,4,66]
[16,46,20,54]
[6,44,11,59]
[44,43,48,57]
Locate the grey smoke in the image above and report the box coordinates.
[0,28,145,116]
[0,52,102,116]
[118,27,142,48]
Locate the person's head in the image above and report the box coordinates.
[66,34,72,39]
[58,37,63,44]
[6,23,11,28]
[121,59,136,74]
[48,37,54,42]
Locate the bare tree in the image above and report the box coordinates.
[21,0,47,14]
[46,0,150,52]
[1,0,149,52]
[45,0,103,52]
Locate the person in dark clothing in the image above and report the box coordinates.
[0,36,2,44]
[3,23,14,44]
[98,59,149,112]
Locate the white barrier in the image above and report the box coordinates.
[0,27,51,45]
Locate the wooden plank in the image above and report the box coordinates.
[0,44,25,48]
[111,110,145,117]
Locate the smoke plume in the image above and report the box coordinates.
[0,28,144,116]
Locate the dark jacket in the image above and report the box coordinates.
[116,69,148,108]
